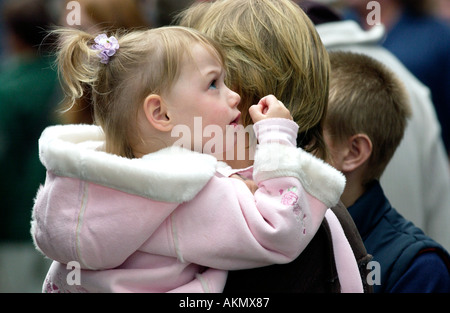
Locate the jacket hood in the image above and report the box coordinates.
[316,20,385,48]
[38,124,218,203]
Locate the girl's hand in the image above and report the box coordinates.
[249,95,293,123]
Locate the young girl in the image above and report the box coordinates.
[31,26,346,293]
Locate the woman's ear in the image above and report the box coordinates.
[143,94,173,132]
[341,133,373,173]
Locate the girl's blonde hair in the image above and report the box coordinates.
[55,26,225,158]
[177,0,330,159]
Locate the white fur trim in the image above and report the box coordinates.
[253,144,346,208]
[38,124,218,203]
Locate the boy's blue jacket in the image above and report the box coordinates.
[348,180,450,293]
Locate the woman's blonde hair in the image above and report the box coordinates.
[177,0,330,159]
[54,26,225,158]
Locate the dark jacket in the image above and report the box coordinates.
[347,180,450,293]
[224,202,373,293]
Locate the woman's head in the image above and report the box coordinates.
[55,26,232,158]
[177,0,330,159]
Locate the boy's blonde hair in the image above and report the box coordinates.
[55,26,225,158]
[177,0,330,159]
[326,51,411,184]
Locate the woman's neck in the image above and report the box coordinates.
[224,157,254,170]
[221,138,255,169]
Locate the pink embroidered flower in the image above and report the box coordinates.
[281,191,299,206]
[280,187,307,235]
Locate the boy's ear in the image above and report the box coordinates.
[143,94,173,132]
[341,133,373,173]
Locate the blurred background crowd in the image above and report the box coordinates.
[0,0,449,292]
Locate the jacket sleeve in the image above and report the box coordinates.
[142,118,346,270]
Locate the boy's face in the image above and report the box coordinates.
[163,43,242,154]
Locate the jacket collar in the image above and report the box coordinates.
[38,124,218,203]
[346,180,391,240]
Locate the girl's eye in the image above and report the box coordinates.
[209,80,218,90]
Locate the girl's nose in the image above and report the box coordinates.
[228,88,240,108]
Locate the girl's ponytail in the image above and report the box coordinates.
[54,28,100,111]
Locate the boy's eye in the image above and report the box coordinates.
[209,80,218,90]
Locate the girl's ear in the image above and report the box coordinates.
[143,94,173,132]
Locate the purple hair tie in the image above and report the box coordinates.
[92,34,119,64]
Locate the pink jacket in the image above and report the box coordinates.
[32,119,355,293]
